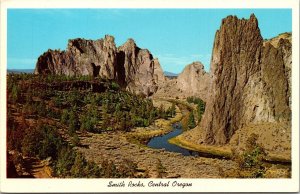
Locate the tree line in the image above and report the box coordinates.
[187,96,206,125]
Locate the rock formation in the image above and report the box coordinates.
[201,14,291,144]
[264,32,292,107]
[153,62,211,101]
[117,39,158,96]
[34,15,291,146]
[34,35,165,96]
[177,61,211,102]
[35,35,117,78]
[153,58,167,84]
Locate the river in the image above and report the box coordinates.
[147,123,200,156]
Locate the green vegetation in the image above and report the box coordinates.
[188,111,196,129]
[7,73,172,135]
[21,124,63,160]
[187,96,206,122]
[126,102,183,144]
[7,73,170,178]
[235,133,267,178]
[217,133,268,178]
[168,135,232,159]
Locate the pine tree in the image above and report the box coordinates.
[170,103,176,117]
[70,153,86,177]
[188,111,196,129]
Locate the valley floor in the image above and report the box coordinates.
[74,99,290,178]
[73,99,233,178]
[76,131,236,178]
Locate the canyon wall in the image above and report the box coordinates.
[201,14,291,144]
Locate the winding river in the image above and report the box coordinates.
[147,101,228,159]
[147,123,228,159]
[147,120,291,164]
[147,123,200,156]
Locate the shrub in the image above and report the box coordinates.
[11,84,20,103]
[156,159,167,178]
[54,146,76,177]
[241,134,266,168]
[234,133,267,178]
[21,124,63,160]
[101,160,120,178]
[68,110,79,134]
[188,112,196,129]
[71,134,80,146]
[118,159,138,178]
[80,115,97,132]
[60,109,69,124]
[70,153,87,177]
[111,82,120,91]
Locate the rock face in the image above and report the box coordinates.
[117,39,158,96]
[35,35,165,96]
[201,14,291,144]
[153,58,167,84]
[263,32,292,107]
[153,62,211,101]
[177,62,211,102]
[35,35,117,78]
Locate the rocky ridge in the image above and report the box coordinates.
[153,62,211,102]
[176,61,211,102]
[35,35,164,96]
[35,35,211,99]
[200,14,291,144]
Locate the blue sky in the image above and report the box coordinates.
[7,9,292,73]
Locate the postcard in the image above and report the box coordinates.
[0,0,299,192]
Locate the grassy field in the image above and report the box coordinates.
[168,135,232,159]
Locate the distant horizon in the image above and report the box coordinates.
[6,68,181,76]
[8,9,292,73]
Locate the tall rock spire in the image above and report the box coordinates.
[201,14,291,144]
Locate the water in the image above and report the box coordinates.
[147,123,200,156]
[147,123,291,162]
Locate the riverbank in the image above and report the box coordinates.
[169,121,291,164]
[75,99,237,178]
[168,135,232,159]
[76,130,237,178]
[153,99,233,159]
[75,97,290,178]
[75,124,290,178]
[161,99,291,165]
[126,99,183,144]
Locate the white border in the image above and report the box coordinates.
[0,0,299,192]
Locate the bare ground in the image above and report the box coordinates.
[75,131,237,178]
[75,98,291,178]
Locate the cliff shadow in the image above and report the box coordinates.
[91,63,100,77]
[116,51,126,86]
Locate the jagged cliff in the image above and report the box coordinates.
[34,35,165,96]
[35,35,211,99]
[201,14,291,144]
[176,61,211,102]
[153,62,211,102]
